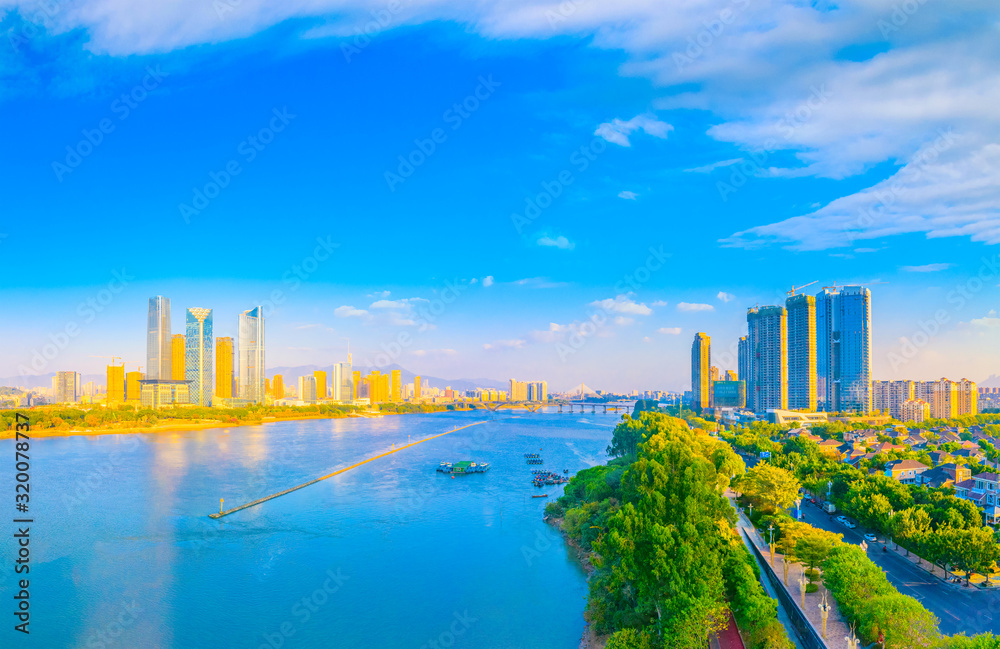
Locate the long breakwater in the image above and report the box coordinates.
[208,420,488,519]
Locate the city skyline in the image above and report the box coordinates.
[4,2,1000,392]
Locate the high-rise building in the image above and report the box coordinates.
[713,380,746,408]
[126,370,144,403]
[391,369,401,402]
[816,286,872,413]
[171,334,186,380]
[747,306,787,413]
[314,371,328,399]
[185,308,213,407]
[272,374,284,399]
[786,293,817,412]
[298,375,317,403]
[352,370,361,399]
[725,370,738,382]
[265,378,271,396]
[872,380,915,419]
[216,337,234,400]
[737,335,750,402]
[901,398,930,423]
[147,296,172,380]
[332,361,352,402]
[238,306,265,404]
[957,378,978,416]
[106,364,125,405]
[415,375,422,401]
[691,333,711,412]
[54,371,81,403]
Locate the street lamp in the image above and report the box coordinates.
[797,575,808,608]
[845,626,860,649]
[818,591,831,639]
[888,509,895,550]
[795,497,802,520]
[768,523,775,566]
[827,480,833,500]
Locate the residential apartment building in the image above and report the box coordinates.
[747,306,787,413]
[872,380,915,419]
[786,293,817,412]
[691,333,711,412]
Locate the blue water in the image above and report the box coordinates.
[1,410,617,648]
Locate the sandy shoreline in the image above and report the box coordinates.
[0,410,428,440]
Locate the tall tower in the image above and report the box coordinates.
[186,308,213,407]
[816,286,872,413]
[106,364,125,404]
[738,335,750,406]
[272,374,284,399]
[391,369,402,402]
[314,370,328,399]
[691,333,711,412]
[238,306,266,403]
[171,334,186,380]
[747,306,787,413]
[415,375,422,401]
[786,293,817,412]
[147,296,171,380]
[215,337,234,399]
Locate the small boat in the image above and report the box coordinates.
[533,494,548,498]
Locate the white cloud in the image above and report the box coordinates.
[589,294,653,316]
[717,291,735,303]
[411,349,457,357]
[618,190,638,200]
[334,305,367,318]
[537,235,575,250]
[901,263,953,273]
[642,336,652,343]
[482,275,494,287]
[677,302,714,312]
[482,339,527,350]
[614,316,635,326]
[595,114,673,147]
[512,277,569,289]
[684,158,743,174]
[370,299,413,309]
[658,327,682,335]
[651,300,668,307]
[368,290,391,299]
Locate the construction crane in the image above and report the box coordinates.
[822,280,888,291]
[90,355,122,366]
[786,281,818,296]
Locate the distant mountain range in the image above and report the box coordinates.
[0,365,508,394]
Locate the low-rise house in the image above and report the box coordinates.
[953,448,985,463]
[838,443,868,463]
[847,452,876,469]
[870,441,906,455]
[927,450,953,465]
[902,435,928,449]
[959,440,981,450]
[938,432,962,445]
[818,439,843,457]
[916,462,971,488]
[844,429,880,445]
[884,459,930,484]
[954,472,1000,523]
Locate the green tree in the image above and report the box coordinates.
[736,463,801,514]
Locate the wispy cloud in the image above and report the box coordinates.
[411,349,457,357]
[717,291,735,303]
[537,234,575,250]
[482,339,527,351]
[618,190,638,200]
[589,294,653,316]
[651,300,668,307]
[677,302,714,312]
[658,327,682,335]
[901,263,952,273]
[334,305,368,318]
[482,275,494,287]
[684,158,743,174]
[512,277,568,289]
[594,114,673,147]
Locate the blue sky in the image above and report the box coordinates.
[2,0,999,392]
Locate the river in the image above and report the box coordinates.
[1,409,619,648]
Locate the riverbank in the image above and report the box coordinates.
[547,515,606,649]
[0,410,419,440]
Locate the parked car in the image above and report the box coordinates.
[836,515,847,523]
[844,520,857,529]
[864,533,878,542]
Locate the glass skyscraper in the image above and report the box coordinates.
[186,308,213,407]
[816,286,872,413]
[146,296,171,380]
[747,305,787,413]
[786,293,818,411]
[239,306,266,404]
